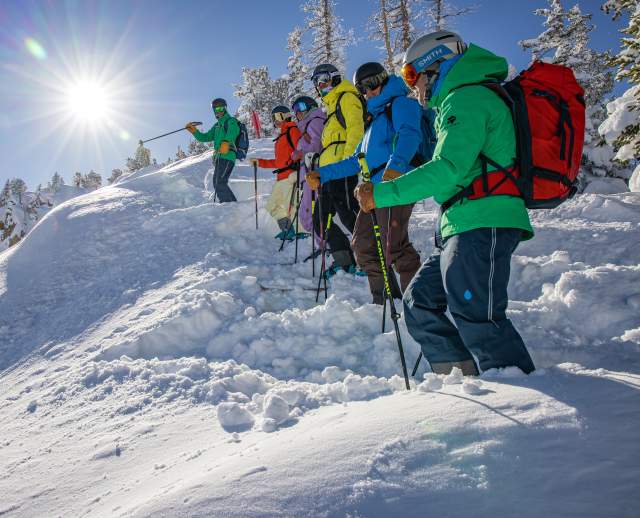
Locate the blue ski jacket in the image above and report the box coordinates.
[319,75,425,185]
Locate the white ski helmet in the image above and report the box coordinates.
[401,31,467,87]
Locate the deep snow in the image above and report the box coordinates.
[1,143,639,517]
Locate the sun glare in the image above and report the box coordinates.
[66,81,109,122]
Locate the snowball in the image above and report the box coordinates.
[262,393,290,426]
[461,379,484,395]
[216,402,254,430]
[443,367,464,385]
[418,373,443,392]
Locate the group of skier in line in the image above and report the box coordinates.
[186,29,539,377]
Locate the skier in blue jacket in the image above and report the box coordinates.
[307,62,436,304]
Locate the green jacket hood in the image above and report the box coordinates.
[430,44,508,108]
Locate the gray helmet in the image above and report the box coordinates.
[403,30,466,70]
[311,63,341,87]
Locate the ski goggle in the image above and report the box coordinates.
[312,72,333,86]
[213,105,226,113]
[356,72,388,94]
[292,100,310,113]
[272,111,291,122]
[400,62,439,88]
[401,44,454,87]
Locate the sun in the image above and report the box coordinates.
[66,80,110,123]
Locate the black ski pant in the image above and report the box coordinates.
[213,157,237,203]
[403,227,535,374]
[312,176,359,267]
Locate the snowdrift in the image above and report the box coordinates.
[1,144,639,517]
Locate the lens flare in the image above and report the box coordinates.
[25,37,47,60]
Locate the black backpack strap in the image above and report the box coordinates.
[274,126,296,151]
[223,117,239,150]
[328,91,364,129]
[325,91,347,128]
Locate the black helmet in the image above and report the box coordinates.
[311,63,341,88]
[271,105,292,122]
[291,96,318,113]
[211,98,227,110]
[353,62,389,94]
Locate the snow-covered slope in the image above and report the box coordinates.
[1,144,639,517]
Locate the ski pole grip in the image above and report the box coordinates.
[357,152,371,182]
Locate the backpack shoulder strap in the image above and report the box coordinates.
[284,126,295,150]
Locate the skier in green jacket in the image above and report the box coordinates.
[355,31,536,376]
[186,98,240,202]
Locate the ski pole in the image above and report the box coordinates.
[140,122,202,144]
[411,352,423,377]
[294,166,300,263]
[311,190,316,277]
[357,152,410,391]
[315,193,329,302]
[253,162,259,230]
[212,153,219,203]
[279,174,301,252]
[381,207,393,333]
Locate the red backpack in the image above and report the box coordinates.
[441,61,586,212]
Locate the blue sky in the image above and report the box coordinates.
[0,0,625,189]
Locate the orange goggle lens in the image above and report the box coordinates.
[272,111,290,122]
[401,63,419,87]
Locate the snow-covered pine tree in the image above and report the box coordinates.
[48,172,65,192]
[126,142,152,172]
[369,0,400,72]
[234,66,290,136]
[302,0,353,72]
[389,0,415,57]
[287,27,309,101]
[9,178,27,204]
[108,169,124,185]
[422,0,477,31]
[175,146,187,161]
[73,172,83,188]
[599,0,640,190]
[521,1,625,184]
[188,139,209,156]
[83,170,102,190]
[0,180,24,250]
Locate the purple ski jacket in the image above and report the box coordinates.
[296,107,326,235]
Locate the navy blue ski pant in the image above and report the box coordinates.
[403,227,535,373]
[213,158,237,203]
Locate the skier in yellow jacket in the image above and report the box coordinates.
[306,63,365,276]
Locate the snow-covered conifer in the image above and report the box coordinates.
[126,143,152,172]
[287,27,309,101]
[521,1,625,183]
[302,0,353,72]
[188,139,209,156]
[108,169,123,185]
[48,172,65,192]
[175,146,187,161]
[9,178,27,203]
[83,170,102,191]
[422,0,477,31]
[234,66,289,136]
[73,172,83,188]
[599,0,640,179]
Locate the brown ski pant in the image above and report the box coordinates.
[351,204,421,305]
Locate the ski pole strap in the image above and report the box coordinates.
[273,161,300,176]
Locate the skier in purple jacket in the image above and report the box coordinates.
[290,96,326,242]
